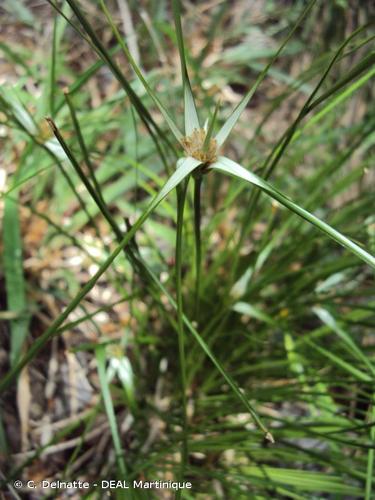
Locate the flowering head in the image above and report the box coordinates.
[181,128,218,165]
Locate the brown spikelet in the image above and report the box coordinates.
[181,128,218,164]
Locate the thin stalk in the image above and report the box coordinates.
[175,181,189,494]
[193,176,202,321]
[58,0,175,172]
[53,156,100,238]
[46,118,150,282]
[64,91,105,205]
[246,23,370,221]
[100,0,183,147]
[49,12,57,117]
[0,197,156,393]
[365,395,375,500]
[0,155,272,440]
[228,24,371,291]
[55,297,135,336]
[0,96,100,238]
[95,346,128,482]
[46,119,122,240]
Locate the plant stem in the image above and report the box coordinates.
[175,181,189,494]
[228,24,372,292]
[193,176,202,321]
[365,394,375,500]
[49,13,57,117]
[59,0,175,173]
[95,345,128,480]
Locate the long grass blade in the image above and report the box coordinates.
[211,156,375,269]
[0,157,201,392]
[95,345,128,478]
[58,0,174,164]
[313,307,375,376]
[215,0,317,147]
[3,191,29,366]
[175,181,189,492]
[172,0,200,134]
[63,91,105,204]
[99,0,183,143]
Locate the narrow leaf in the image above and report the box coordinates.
[3,193,29,366]
[172,0,199,134]
[0,157,201,392]
[211,156,375,269]
[100,0,183,143]
[306,340,373,382]
[313,307,375,376]
[96,345,127,477]
[215,0,317,146]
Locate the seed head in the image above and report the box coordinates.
[181,128,218,164]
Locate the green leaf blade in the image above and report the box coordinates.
[215,0,317,147]
[210,156,375,269]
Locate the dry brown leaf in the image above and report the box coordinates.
[17,366,31,452]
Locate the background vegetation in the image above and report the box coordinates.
[0,0,374,498]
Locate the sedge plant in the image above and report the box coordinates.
[1,0,375,497]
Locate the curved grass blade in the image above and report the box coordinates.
[3,191,29,366]
[215,0,317,147]
[240,26,372,239]
[63,91,105,204]
[287,63,375,150]
[175,180,189,493]
[313,307,375,376]
[172,0,200,134]
[0,157,201,393]
[57,0,175,166]
[95,345,128,479]
[307,50,375,112]
[261,25,371,183]
[210,156,375,269]
[306,340,372,382]
[99,0,183,143]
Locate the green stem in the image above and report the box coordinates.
[0,96,100,239]
[49,12,57,117]
[0,205,149,393]
[193,176,202,321]
[175,181,189,495]
[229,24,371,290]
[46,120,130,241]
[64,91,106,205]
[95,345,128,480]
[1,155,272,440]
[365,394,375,500]
[58,0,174,173]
